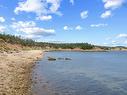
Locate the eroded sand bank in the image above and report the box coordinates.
[0,50,43,95]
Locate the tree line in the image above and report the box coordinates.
[0,34,94,50]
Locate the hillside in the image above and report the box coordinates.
[0,34,126,52]
[0,34,38,52]
[0,34,95,51]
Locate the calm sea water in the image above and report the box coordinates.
[32,51,127,95]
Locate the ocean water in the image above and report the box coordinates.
[32,51,127,95]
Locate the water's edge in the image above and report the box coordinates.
[32,51,127,95]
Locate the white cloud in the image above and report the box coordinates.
[80,11,88,19]
[14,33,42,39]
[101,10,112,18]
[11,21,36,29]
[14,0,62,21]
[23,34,42,39]
[0,25,6,32]
[124,40,127,44]
[105,33,127,46]
[0,17,5,23]
[101,0,125,19]
[11,21,55,37]
[70,0,74,5]
[75,25,82,30]
[11,18,16,21]
[117,34,127,38]
[47,0,61,13]
[90,23,108,27]
[63,26,73,31]
[111,40,118,45]
[14,0,42,14]
[110,40,127,46]
[36,15,52,21]
[103,0,125,9]
[103,43,108,45]
[107,34,127,46]
[64,25,83,31]
[63,26,68,30]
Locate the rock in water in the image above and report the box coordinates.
[48,57,56,61]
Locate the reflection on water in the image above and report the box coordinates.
[32,51,127,95]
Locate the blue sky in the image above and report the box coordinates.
[0,0,127,46]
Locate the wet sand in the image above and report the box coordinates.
[0,50,43,95]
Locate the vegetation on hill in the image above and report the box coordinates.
[0,34,35,46]
[36,42,94,50]
[0,34,36,51]
[0,34,95,51]
[1,33,126,51]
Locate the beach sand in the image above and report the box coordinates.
[0,50,43,95]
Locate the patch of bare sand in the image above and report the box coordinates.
[0,50,43,95]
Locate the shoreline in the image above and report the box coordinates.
[45,49,127,52]
[0,50,43,95]
[0,49,126,95]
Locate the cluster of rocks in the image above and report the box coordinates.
[48,57,72,61]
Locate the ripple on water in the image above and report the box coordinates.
[32,51,127,95]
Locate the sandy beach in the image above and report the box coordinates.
[0,50,43,95]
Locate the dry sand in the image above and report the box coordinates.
[0,50,43,95]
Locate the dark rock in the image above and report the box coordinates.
[65,58,72,60]
[48,57,56,61]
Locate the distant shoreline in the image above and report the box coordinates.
[45,48,127,52]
